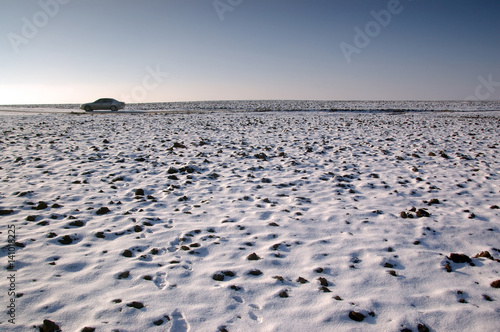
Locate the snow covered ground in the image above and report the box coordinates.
[0,110,499,331]
[1,99,500,113]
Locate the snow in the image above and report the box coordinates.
[1,99,500,114]
[0,108,499,331]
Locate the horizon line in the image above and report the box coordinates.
[2,99,500,106]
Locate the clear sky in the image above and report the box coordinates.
[1,0,499,104]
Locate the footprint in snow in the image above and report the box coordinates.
[248,310,263,323]
[226,295,244,310]
[154,272,167,290]
[168,238,181,252]
[248,304,263,323]
[170,309,189,332]
[259,211,273,220]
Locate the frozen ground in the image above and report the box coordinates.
[0,110,499,331]
[1,99,500,114]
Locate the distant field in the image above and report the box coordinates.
[1,100,500,113]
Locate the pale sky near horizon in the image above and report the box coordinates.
[1,0,499,105]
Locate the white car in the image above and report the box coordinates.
[81,98,125,112]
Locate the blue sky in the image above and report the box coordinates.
[1,0,499,104]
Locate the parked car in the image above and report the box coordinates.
[80,98,125,112]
